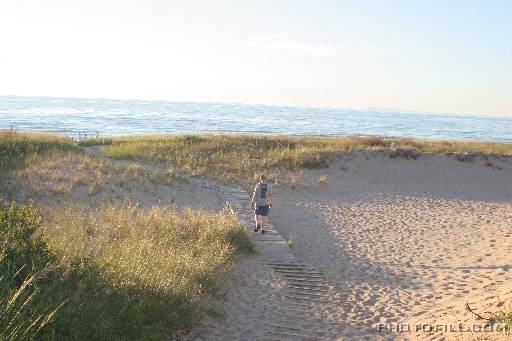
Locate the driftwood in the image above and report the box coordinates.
[465,302,495,322]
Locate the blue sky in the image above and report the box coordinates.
[0,0,510,116]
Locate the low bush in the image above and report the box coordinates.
[0,202,60,340]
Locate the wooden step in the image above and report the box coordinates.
[285,285,330,292]
[273,269,321,275]
[280,273,323,279]
[285,278,329,285]
[287,290,328,298]
[284,294,330,303]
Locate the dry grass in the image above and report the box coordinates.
[495,310,512,333]
[0,132,78,170]
[42,203,252,298]
[1,151,174,205]
[317,175,327,185]
[1,200,252,340]
[289,173,302,189]
[96,134,512,186]
[287,234,296,248]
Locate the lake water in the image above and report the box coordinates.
[1,95,511,141]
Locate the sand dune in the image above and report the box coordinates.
[194,151,512,340]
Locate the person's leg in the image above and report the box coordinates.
[254,213,261,232]
[260,205,269,233]
[260,215,266,231]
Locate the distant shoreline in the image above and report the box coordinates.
[2,96,511,141]
[3,129,512,144]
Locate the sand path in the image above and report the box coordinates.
[188,178,388,340]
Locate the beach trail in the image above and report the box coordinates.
[189,179,388,340]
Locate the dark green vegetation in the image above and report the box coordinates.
[0,202,59,341]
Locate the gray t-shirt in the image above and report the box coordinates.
[254,181,272,206]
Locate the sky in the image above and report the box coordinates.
[0,0,511,116]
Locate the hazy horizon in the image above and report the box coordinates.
[3,95,512,141]
[1,1,511,116]
[1,93,511,119]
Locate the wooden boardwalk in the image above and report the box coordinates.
[189,178,380,340]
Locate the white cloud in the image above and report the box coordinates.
[245,33,336,58]
[245,33,391,59]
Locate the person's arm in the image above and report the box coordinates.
[269,185,272,207]
[251,186,257,208]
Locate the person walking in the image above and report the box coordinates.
[251,174,272,234]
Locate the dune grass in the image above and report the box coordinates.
[0,132,79,171]
[0,268,62,341]
[43,204,252,298]
[94,134,512,184]
[0,133,253,339]
[495,311,512,333]
[77,137,113,147]
[0,200,251,340]
[3,150,171,204]
[44,203,251,340]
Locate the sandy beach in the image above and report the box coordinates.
[193,151,512,340]
[3,135,511,340]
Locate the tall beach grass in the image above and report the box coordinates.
[0,200,251,340]
[0,132,79,170]
[95,134,512,184]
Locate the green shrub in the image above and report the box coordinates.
[0,202,55,282]
[0,202,61,341]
